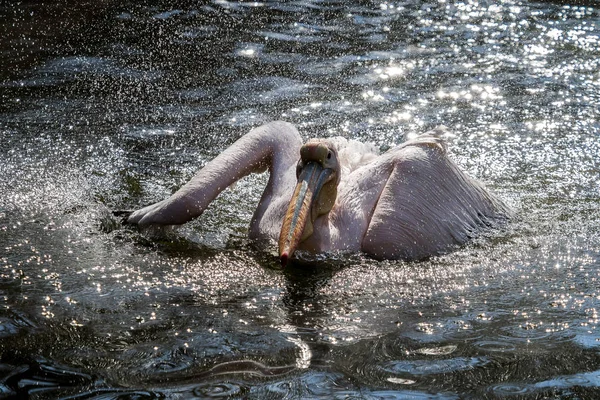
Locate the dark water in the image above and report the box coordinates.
[1,0,600,398]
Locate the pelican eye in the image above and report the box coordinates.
[327,151,332,160]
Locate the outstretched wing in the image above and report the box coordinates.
[127,121,302,233]
[361,128,510,260]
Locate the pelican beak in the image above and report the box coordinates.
[279,162,333,266]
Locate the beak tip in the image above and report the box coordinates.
[280,252,289,267]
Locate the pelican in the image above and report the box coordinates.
[127,121,510,264]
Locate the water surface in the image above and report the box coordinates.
[1,0,600,398]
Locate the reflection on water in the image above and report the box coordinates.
[1,0,600,398]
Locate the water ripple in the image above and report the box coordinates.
[488,368,600,397]
[383,357,489,376]
[474,340,517,353]
[192,382,246,398]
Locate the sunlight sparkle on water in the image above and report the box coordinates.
[238,48,256,57]
[362,90,385,102]
[1,0,600,397]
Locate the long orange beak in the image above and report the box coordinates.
[279,162,332,266]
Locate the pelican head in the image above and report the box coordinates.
[279,139,341,266]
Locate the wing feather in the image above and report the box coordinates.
[362,129,510,260]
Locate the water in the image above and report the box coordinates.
[1,0,599,398]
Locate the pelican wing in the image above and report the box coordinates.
[361,128,510,260]
[128,121,302,232]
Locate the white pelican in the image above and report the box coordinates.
[127,121,510,265]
